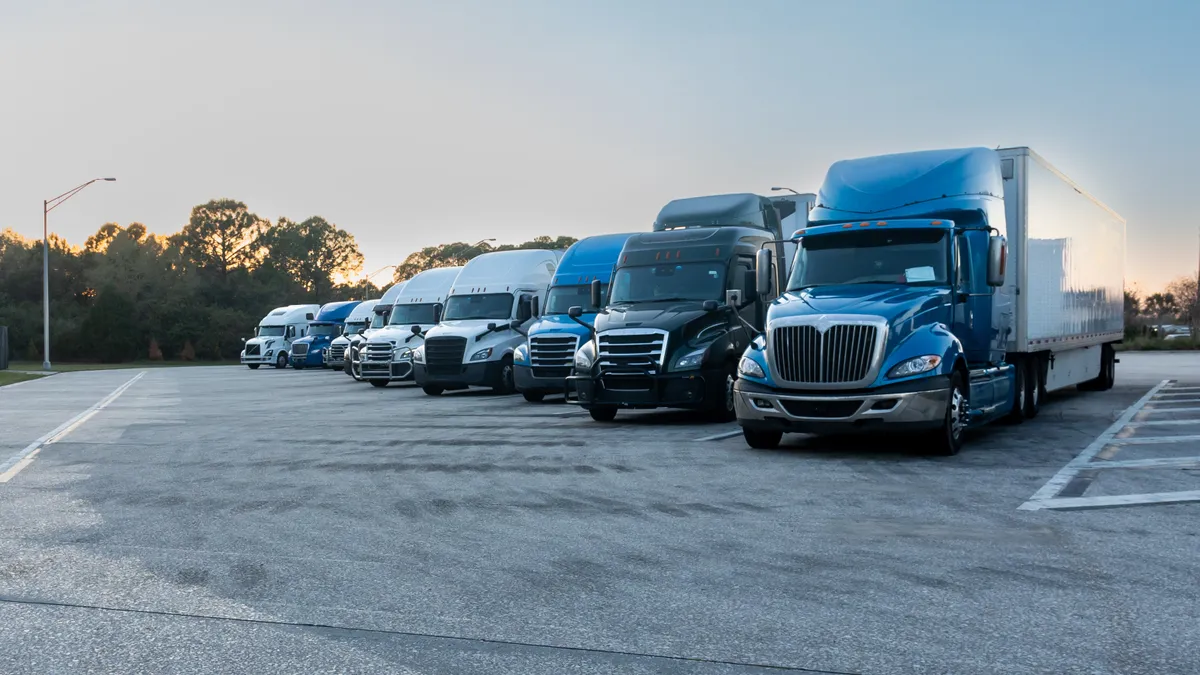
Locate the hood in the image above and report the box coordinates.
[371,324,433,344]
[594,301,711,334]
[769,284,950,345]
[330,335,351,346]
[530,314,593,339]
[245,336,280,347]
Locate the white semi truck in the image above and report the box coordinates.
[413,250,559,395]
[346,281,407,379]
[240,304,321,370]
[326,299,380,369]
[360,266,462,387]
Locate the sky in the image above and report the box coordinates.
[1,0,1197,292]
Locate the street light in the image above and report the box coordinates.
[468,238,496,253]
[43,178,116,371]
[770,186,800,195]
[362,265,398,299]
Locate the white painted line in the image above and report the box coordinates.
[694,429,742,442]
[1086,456,1200,470]
[1141,406,1200,414]
[1127,419,1200,427]
[1024,490,1200,511]
[1162,387,1200,393]
[0,371,146,483]
[1109,434,1200,446]
[1146,397,1200,404]
[1020,380,1169,508]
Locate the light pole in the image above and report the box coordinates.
[362,265,398,299]
[43,178,116,371]
[467,238,496,254]
[770,186,800,196]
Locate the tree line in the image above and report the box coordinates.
[0,198,575,363]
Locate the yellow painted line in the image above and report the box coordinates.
[0,371,146,483]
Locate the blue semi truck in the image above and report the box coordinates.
[513,233,635,402]
[734,147,1125,455]
[289,301,362,369]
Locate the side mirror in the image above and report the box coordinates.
[755,248,773,297]
[241,337,246,343]
[589,279,603,310]
[433,303,443,323]
[411,324,421,335]
[531,296,540,318]
[357,327,366,335]
[702,300,719,312]
[515,295,533,323]
[987,235,1006,287]
[487,322,498,331]
[510,319,523,330]
[568,306,583,318]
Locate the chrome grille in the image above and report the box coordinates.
[364,342,393,361]
[292,343,309,357]
[597,330,667,371]
[529,335,578,379]
[425,336,467,376]
[772,324,878,384]
[245,343,260,356]
[328,344,346,361]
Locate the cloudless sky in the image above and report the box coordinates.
[2,0,1197,292]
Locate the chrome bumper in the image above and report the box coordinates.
[734,382,948,426]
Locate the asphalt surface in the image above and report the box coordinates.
[0,353,1197,674]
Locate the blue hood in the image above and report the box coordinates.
[769,285,951,348]
[529,314,593,339]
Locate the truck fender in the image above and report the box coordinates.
[879,323,965,381]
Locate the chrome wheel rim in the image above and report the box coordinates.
[950,386,966,439]
[725,374,736,413]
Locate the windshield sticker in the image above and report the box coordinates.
[904,266,936,283]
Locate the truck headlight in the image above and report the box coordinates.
[265,350,273,357]
[672,347,708,371]
[574,341,596,370]
[887,355,942,379]
[412,346,425,364]
[513,343,528,363]
[394,347,413,361]
[470,347,493,362]
[738,356,765,378]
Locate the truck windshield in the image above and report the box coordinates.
[389,303,439,326]
[788,229,949,290]
[369,312,388,329]
[609,263,726,304]
[256,326,285,337]
[444,293,514,320]
[342,321,366,336]
[307,324,341,337]
[545,284,607,314]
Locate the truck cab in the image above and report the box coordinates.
[513,233,635,403]
[346,281,407,380]
[326,299,379,370]
[360,266,462,387]
[290,301,362,369]
[413,249,559,396]
[240,304,320,370]
[569,193,808,422]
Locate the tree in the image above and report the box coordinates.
[1124,289,1142,324]
[1165,275,1198,329]
[1145,292,1177,336]
[179,199,266,280]
[256,216,364,301]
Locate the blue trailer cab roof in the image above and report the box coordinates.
[810,147,1003,224]
[552,233,637,286]
[794,218,956,238]
[653,193,778,233]
[313,300,362,323]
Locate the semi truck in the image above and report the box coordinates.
[360,266,462,387]
[345,281,407,380]
[734,146,1125,455]
[289,301,362,369]
[240,304,321,369]
[326,299,379,370]
[413,249,559,395]
[568,192,814,422]
[513,233,635,402]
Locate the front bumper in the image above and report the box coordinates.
[414,360,504,389]
[514,364,569,396]
[567,367,722,410]
[241,353,273,365]
[360,358,414,381]
[734,376,949,433]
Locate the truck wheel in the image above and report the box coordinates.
[522,391,545,403]
[1081,344,1116,392]
[493,356,515,394]
[929,370,967,456]
[247,364,260,370]
[710,362,738,422]
[275,353,288,369]
[589,406,618,422]
[743,427,782,450]
[1024,358,1043,418]
[293,363,305,370]
[1006,359,1026,424]
[422,385,444,396]
[343,359,353,376]
[370,380,388,388]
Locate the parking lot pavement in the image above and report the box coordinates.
[1,353,1198,674]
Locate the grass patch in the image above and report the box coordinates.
[0,372,47,387]
[1116,337,1200,351]
[7,360,241,372]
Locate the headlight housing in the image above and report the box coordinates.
[513,343,528,363]
[470,347,493,362]
[672,347,708,371]
[412,346,425,364]
[574,341,596,370]
[265,350,274,357]
[394,347,413,361]
[738,356,765,378]
[887,355,942,379]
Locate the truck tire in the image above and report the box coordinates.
[422,385,444,396]
[1080,344,1116,391]
[711,362,738,422]
[293,363,305,370]
[1006,359,1025,424]
[742,427,782,450]
[370,380,388,388]
[247,364,260,370]
[275,352,288,369]
[522,391,545,403]
[493,356,516,394]
[928,370,967,456]
[343,359,353,376]
[1024,357,1043,418]
[588,406,618,422]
